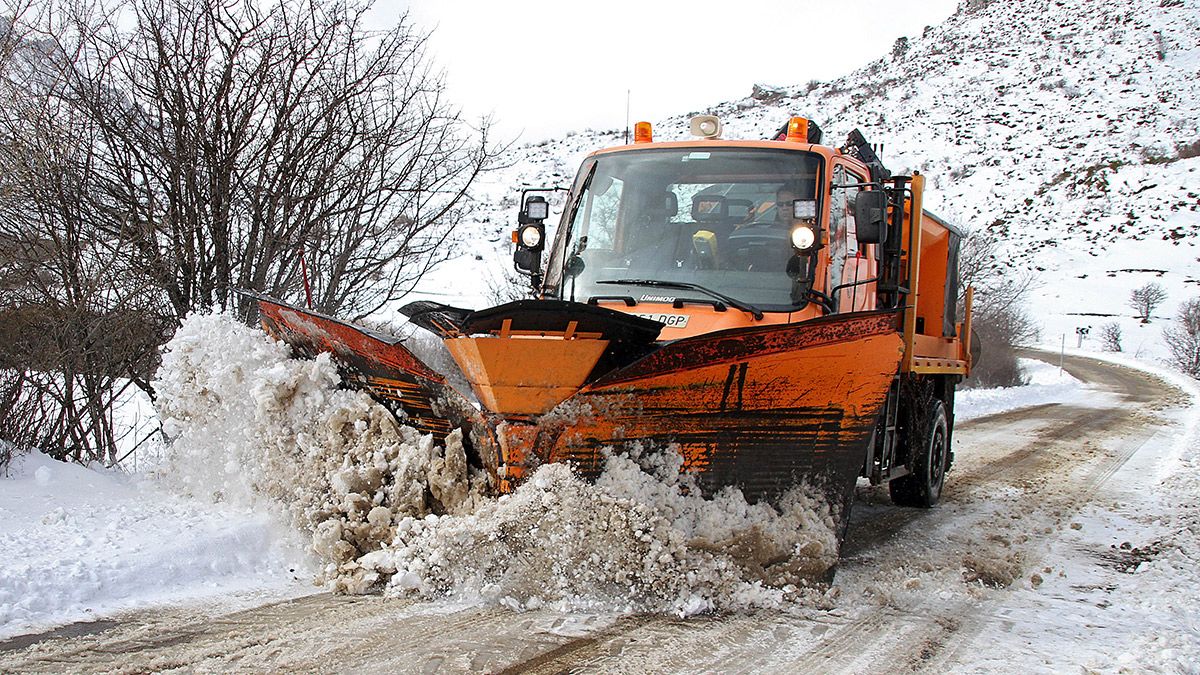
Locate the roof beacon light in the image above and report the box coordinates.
[634,121,653,143]
[785,116,810,143]
[689,115,723,139]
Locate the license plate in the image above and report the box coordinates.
[634,312,690,328]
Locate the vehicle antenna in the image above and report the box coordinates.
[625,89,631,144]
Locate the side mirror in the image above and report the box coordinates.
[854,191,888,245]
[564,254,586,279]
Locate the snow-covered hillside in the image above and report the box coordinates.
[433,0,1199,360]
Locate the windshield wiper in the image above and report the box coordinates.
[597,279,764,320]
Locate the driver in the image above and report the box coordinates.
[772,185,815,229]
[740,184,812,230]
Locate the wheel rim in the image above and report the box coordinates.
[929,427,946,494]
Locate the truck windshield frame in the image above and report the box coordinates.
[545,147,825,313]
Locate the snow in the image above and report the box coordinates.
[0,451,313,640]
[947,354,1200,673]
[367,454,841,616]
[154,314,843,614]
[956,357,1090,421]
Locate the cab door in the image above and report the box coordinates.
[830,165,876,312]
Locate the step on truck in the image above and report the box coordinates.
[248,114,974,551]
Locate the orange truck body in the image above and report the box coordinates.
[250,116,973,547]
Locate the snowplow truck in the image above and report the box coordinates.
[249,115,974,545]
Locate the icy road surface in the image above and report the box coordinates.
[2,352,1198,673]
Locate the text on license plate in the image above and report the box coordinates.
[634,313,690,328]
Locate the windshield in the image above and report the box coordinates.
[546,148,823,311]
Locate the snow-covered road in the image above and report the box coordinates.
[3,352,1196,673]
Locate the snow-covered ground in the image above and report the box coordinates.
[952,353,1200,672]
[0,452,315,641]
[3,346,1195,665]
[956,357,1087,421]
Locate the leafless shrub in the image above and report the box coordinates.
[0,127,171,466]
[0,371,41,471]
[750,84,783,104]
[1139,139,1200,166]
[1129,282,1167,323]
[959,231,1039,388]
[1099,321,1123,352]
[0,440,14,474]
[1163,298,1200,378]
[948,165,974,181]
[959,0,996,13]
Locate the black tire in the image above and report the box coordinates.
[889,400,949,508]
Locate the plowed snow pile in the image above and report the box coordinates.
[155,313,839,615]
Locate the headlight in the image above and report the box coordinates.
[790,225,816,250]
[519,224,543,248]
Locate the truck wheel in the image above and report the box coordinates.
[889,401,949,508]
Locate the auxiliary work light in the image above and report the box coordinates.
[792,199,818,219]
[524,197,548,222]
[519,195,549,224]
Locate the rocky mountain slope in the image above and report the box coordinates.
[450,0,1199,357]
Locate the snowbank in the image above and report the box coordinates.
[0,451,310,640]
[956,357,1090,421]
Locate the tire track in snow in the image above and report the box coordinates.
[783,355,1174,675]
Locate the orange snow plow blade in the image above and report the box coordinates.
[247,292,488,454]
[245,292,902,511]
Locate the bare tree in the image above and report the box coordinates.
[1163,298,1200,378]
[957,230,1039,388]
[1129,282,1167,323]
[485,265,535,305]
[0,0,496,465]
[7,0,495,322]
[1099,321,1123,352]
